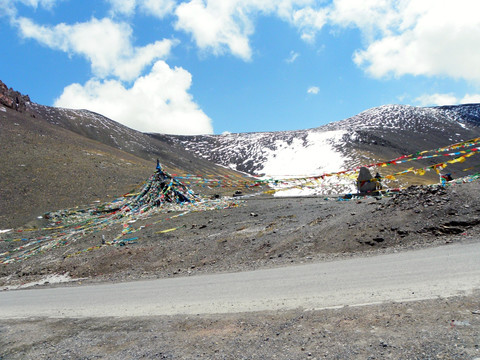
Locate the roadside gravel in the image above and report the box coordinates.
[1,291,479,359]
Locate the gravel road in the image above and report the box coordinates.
[2,240,479,319]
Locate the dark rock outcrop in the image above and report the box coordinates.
[0,80,30,112]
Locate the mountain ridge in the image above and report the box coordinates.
[148,103,480,195]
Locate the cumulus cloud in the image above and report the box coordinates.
[16,17,175,81]
[9,0,480,87]
[140,0,176,18]
[415,93,458,107]
[54,61,213,135]
[461,94,480,104]
[291,6,328,42]
[174,0,327,60]
[14,13,210,135]
[415,93,480,106]
[174,0,255,60]
[328,0,399,39]
[107,0,137,16]
[347,0,480,83]
[8,0,480,134]
[167,0,480,87]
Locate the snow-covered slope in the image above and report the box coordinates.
[151,104,480,194]
[166,129,352,177]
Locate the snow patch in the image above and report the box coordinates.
[260,130,349,176]
[1,273,85,290]
[258,130,355,196]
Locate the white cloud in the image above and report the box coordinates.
[328,0,399,39]
[108,0,175,18]
[285,50,299,63]
[13,12,212,135]
[150,0,480,86]
[460,94,480,104]
[174,0,326,60]
[16,17,175,81]
[17,0,60,9]
[108,0,137,16]
[415,93,480,106]
[140,0,176,18]
[54,61,213,135]
[8,0,480,89]
[415,93,458,107]
[347,0,480,83]
[291,6,328,42]
[174,0,255,60]
[8,0,480,135]
[0,0,17,18]
[0,0,61,18]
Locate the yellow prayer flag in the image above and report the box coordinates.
[155,227,179,234]
[448,156,466,164]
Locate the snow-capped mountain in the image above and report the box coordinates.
[149,104,480,194]
[4,77,480,200]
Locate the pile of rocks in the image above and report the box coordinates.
[387,185,449,211]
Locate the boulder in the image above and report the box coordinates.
[356,167,377,194]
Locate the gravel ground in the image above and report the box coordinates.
[2,181,480,286]
[1,181,480,359]
[1,291,479,359]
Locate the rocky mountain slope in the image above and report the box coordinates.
[150,103,480,193]
[25,102,245,178]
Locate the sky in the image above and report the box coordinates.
[1,0,480,135]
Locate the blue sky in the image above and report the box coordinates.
[1,0,480,135]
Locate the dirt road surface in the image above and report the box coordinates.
[1,240,479,319]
